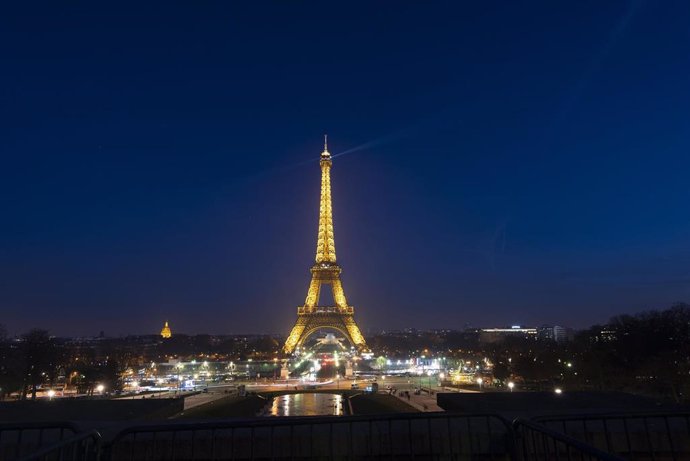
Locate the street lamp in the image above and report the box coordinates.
[507,381,515,392]
[47,389,56,400]
[96,384,105,394]
[176,363,184,390]
[476,377,483,390]
[554,387,563,395]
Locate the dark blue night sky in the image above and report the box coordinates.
[2,2,690,336]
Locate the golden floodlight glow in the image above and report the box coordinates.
[315,143,337,264]
[283,137,367,354]
[160,321,172,339]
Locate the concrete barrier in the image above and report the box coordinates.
[0,398,184,422]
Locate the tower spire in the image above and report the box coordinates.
[321,134,331,160]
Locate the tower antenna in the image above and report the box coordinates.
[324,134,328,152]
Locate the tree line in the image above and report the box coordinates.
[0,329,130,400]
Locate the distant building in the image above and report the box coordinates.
[479,326,537,343]
[160,321,172,339]
[593,328,617,342]
[537,325,572,342]
[537,325,574,343]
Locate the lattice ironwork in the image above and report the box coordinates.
[283,139,367,354]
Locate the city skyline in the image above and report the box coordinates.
[3,2,690,336]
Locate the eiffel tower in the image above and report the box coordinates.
[283,137,367,354]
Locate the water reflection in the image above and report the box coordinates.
[268,393,344,416]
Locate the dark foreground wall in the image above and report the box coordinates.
[437,391,678,418]
[0,397,184,422]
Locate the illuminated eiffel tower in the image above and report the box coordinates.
[283,137,367,354]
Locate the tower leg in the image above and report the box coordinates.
[304,277,321,308]
[285,312,367,355]
[344,316,367,350]
[284,318,307,354]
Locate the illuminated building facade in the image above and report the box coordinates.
[479,325,537,343]
[537,325,571,342]
[283,137,367,354]
[160,321,172,339]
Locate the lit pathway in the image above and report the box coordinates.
[388,383,479,412]
[112,385,238,411]
[183,387,234,410]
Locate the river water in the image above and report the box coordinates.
[267,393,344,416]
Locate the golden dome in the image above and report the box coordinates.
[160,321,172,339]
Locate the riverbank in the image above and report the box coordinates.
[174,391,419,419]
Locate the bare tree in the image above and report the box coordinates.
[0,327,23,399]
[20,329,56,400]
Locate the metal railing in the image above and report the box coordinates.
[514,419,625,461]
[10,410,690,460]
[102,412,516,460]
[0,422,81,461]
[19,430,101,461]
[533,411,690,460]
